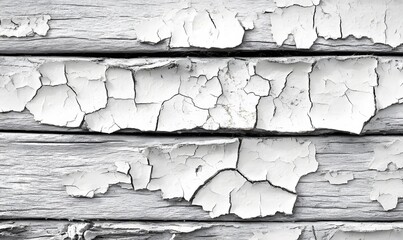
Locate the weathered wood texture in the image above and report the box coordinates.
[0,0,402,53]
[3,104,403,134]
[2,56,403,135]
[0,132,402,221]
[2,220,403,240]
[3,0,403,235]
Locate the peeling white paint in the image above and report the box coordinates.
[316,0,403,48]
[85,98,159,133]
[0,15,51,37]
[239,15,255,31]
[0,71,41,112]
[370,140,403,171]
[38,62,67,86]
[179,75,222,109]
[204,59,260,130]
[324,171,354,185]
[255,61,313,132]
[375,59,403,110]
[144,139,239,200]
[26,85,84,127]
[61,138,317,219]
[268,0,403,49]
[192,171,246,217]
[105,68,135,99]
[244,75,270,97]
[370,172,403,211]
[370,179,403,211]
[230,180,297,218]
[193,170,297,218]
[157,95,210,131]
[135,8,251,48]
[135,63,182,104]
[269,6,317,48]
[3,57,403,134]
[62,223,91,240]
[190,170,241,217]
[65,61,108,113]
[62,162,133,198]
[238,138,317,192]
[368,141,403,211]
[309,58,378,134]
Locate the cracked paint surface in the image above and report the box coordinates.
[375,59,403,110]
[3,56,403,134]
[255,60,313,132]
[144,139,239,200]
[62,138,317,219]
[237,139,317,192]
[136,8,251,48]
[192,170,298,218]
[0,71,41,112]
[309,58,378,134]
[267,0,403,49]
[0,15,50,38]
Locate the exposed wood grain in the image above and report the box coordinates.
[3,220,403,240]
[0,0,402,54]
[1,132,403,221]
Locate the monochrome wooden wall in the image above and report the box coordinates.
[1,0,403,239]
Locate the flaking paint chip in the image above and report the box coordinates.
[144,139,239,200]
[0,15,51,37]
[26,85,84,127]
[157,95,210,131]
[65,61,108,113]
[268,0,403,49]
[255,61,313,132]
[0,71,41,112]
[238,138,318,192]
[136,8,252,49]
[4,56,402,134]
[370,179,403,211]
[370,140,403,171]
[105,68,135,99]
[269,6,317,48]
[85,98,160,133]
[62,162,133,198]
[375,59,403,110]
[309,58,378,134]
[61,138,317,219]
[325,171,354,185]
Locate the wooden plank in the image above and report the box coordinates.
[2,105,403,134]
[2,56,403,135]
[0,0,402,53]
[1,132,403,221]
[2,220,403,240]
